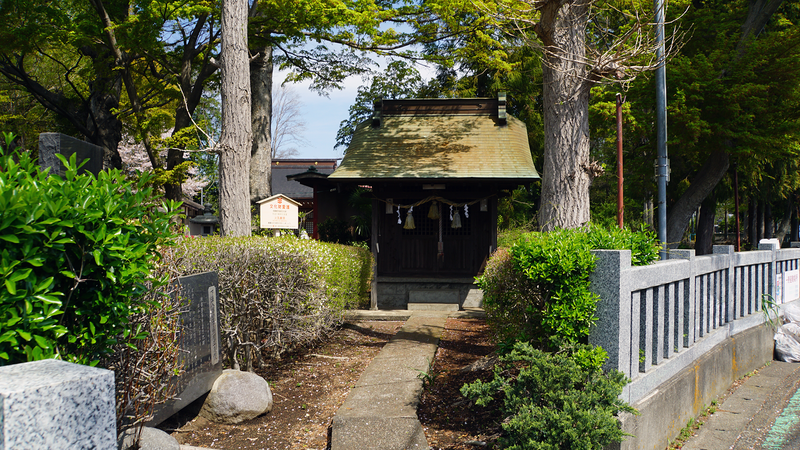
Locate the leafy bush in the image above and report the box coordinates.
[461,341,634,450]
[103,274,184,433]
[160,236,372,369]
[0,134,180,365]
[478,225,659,353]
[318,217,352,244]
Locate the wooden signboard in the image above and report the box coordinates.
[257,194,300,229]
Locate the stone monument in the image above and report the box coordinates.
[38,132,106,176]
[149,271,223,425]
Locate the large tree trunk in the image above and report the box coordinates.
[87,90,123,170]
[664,0,784,246]
[217,0,252,236]
[774,198,792,243]
[748,197,757,247]
[695,192,717,255]
[666,150,729,247]
[249,46,273,204]
[757,200,764,241]
[791,195,799,243]
[536,0,592,231]
[765,202,774,239]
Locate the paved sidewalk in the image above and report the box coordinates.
[681,361,800,450]
[330,309,485,450]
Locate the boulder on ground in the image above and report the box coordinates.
[118,426,180,450]
[199,369,273,424]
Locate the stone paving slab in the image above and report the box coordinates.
[337,381,422,417]
[331,312,450,450]
[682,361,800,450]
[330,416,428,450]
[355,355,434,387]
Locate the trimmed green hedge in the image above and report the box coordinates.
[468,226,657,448]
[478,225,659,353]
[161,236,372,368]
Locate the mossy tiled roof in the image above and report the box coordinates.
[329,105,539,181]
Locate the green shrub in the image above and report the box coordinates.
[478,225,659,352]
[318,217,352,244]
[0,134,180,365]
[104,272,184,432]
[160,236,372,368]
[461,341,634,450]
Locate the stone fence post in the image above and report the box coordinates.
[0,359,116,449]
[589,249,632,378]
[758,240,780,309]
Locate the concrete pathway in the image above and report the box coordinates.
[330,309,484,450]
[682,361,800,450]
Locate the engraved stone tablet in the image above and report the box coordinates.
[149,271,222,425]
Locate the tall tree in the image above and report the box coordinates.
[664,0,797,246]
[425,0,676,231]
[218,0,252,236]
[271,84,308,159]
[245,0,443,201]
[0,0,124,168]
[0,0,221,201]
[336,60,426,150]
[587,0,800,249]
[248,42,272,203]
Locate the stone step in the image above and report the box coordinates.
[462,288,484,308]
[407,302,460,311]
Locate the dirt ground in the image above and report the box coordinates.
[160,318,499,450]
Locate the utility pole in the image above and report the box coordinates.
[655,0,669,259]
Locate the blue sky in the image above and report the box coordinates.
[277,70,363,161]
[278,58,437,160]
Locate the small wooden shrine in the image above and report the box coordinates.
[294,95,539,309]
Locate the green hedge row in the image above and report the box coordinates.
[161,236,372,368]
[478,225,659,353]
[468,226,659,449]
[461,226,659,450]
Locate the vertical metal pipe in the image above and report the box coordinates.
[655,0,668,259]
[734,167,741,252]
[617,93,624,229]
